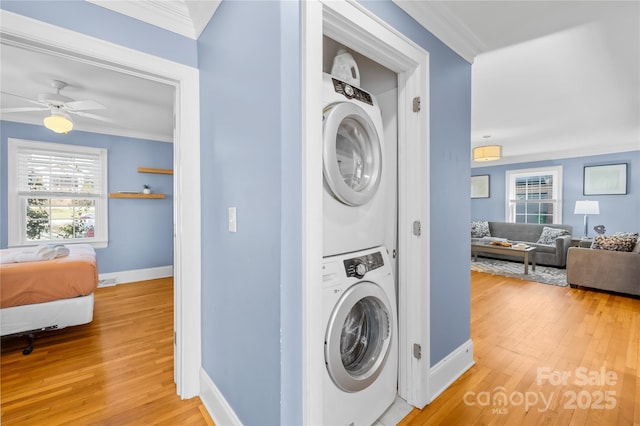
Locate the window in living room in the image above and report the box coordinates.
[7,138,108,248]
[506,166,563,224]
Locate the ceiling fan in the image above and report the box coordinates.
[1,80,112,134]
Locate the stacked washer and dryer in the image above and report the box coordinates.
[322,49,398,426]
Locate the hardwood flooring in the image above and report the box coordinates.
[3,273,639,425]
[1,278,213,426]
[400,271,640,426]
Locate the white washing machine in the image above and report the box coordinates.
[323,246,398,426]
[323,72,387,257]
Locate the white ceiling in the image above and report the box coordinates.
[394,0,640,166]
[2,1,638,164]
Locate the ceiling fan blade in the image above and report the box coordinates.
[1,91,47,107]
[69,110,114,123]
[66,100,106,111]
[1,106,49,113]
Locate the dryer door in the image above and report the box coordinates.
[323,102,382,206]
[325,281,393,392]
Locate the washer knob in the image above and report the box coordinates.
[355,263,367,278]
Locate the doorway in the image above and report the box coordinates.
[302,2,431,423]
[0,10,202,399]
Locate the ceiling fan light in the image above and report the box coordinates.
[473,145,501,162]
[43,112,73,134]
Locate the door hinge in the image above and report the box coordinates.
[412,96,421,113]
[413,343,422,360]
[412,220,421,237]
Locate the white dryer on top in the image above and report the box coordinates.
[322,72,387,257]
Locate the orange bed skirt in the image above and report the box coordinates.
[0,244,98,309]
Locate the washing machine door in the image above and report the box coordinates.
[323,102,382,206]
[325,281,393,392]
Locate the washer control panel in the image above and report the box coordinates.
[331,78,373,106]
[344,251,384,278]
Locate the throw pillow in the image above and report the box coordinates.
[590,235,638,252]
[471,221,490,238]
[536,226,570,245]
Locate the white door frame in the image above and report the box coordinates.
[302,2,431,423]
[0,10,202,399]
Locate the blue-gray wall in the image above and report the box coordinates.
[0,121,174,274]
[472,150,640,235]
[361,1,472,367]
[198,1,288,424]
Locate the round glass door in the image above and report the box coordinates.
[323,102,382,206]
[325,282,392,392]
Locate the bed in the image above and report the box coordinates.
[1,244,98,354]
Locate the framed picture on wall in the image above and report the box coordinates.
[583,163,628,195]
[471,175,490,198]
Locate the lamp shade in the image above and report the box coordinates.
[473,145,501,162]
[43,112,73,134]
[574,200,599,215]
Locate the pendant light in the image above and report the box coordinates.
[473,135,501,162]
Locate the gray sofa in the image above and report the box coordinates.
[474,221,573,267]
[567,241,640,297]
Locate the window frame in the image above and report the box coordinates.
[7,138,108,248]
[505,166,563,224]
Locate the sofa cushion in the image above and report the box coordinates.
[591,234,639,252]
[471,221,490,238]
[536,226,571,245]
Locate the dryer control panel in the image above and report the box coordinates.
[331,78,373,106]
[344,251,384,278]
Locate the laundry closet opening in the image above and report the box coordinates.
[321,35,402,425]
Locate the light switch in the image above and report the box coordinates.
[228,207,237,233]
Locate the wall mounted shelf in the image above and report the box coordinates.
[109,193,166,199]
[137,167,173,175]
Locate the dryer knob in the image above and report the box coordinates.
[355,263,367,278]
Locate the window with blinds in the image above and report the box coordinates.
[506,166,563,224]
[8,139,108,247]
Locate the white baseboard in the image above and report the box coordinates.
[97,265,173,287]
[200,368,242,426]
[429,339,475,403]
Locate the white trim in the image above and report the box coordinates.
[87,0,220,40]
[304,2,431,423]
[0,9,202,399]
[505,166,563,223]
[301,2,324,424]
[97,265,173,287]
[392,0,482,63]
[429,339,475,403]
[199,368,242,426]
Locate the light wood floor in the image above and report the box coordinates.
[400,271,640,426]
[3,273,639,425]
[1,278,214,425]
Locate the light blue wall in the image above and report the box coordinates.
[0,1,197,67]
[361,1,472,367]
[472,151,640,235]
[0,121,174,274]
[198,2,288,425]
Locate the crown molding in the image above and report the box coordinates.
[88,0,220,40]
[392,0,485,63]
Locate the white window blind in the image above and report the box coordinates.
[16,148,104,198]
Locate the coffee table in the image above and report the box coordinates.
[471,243,537,274]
